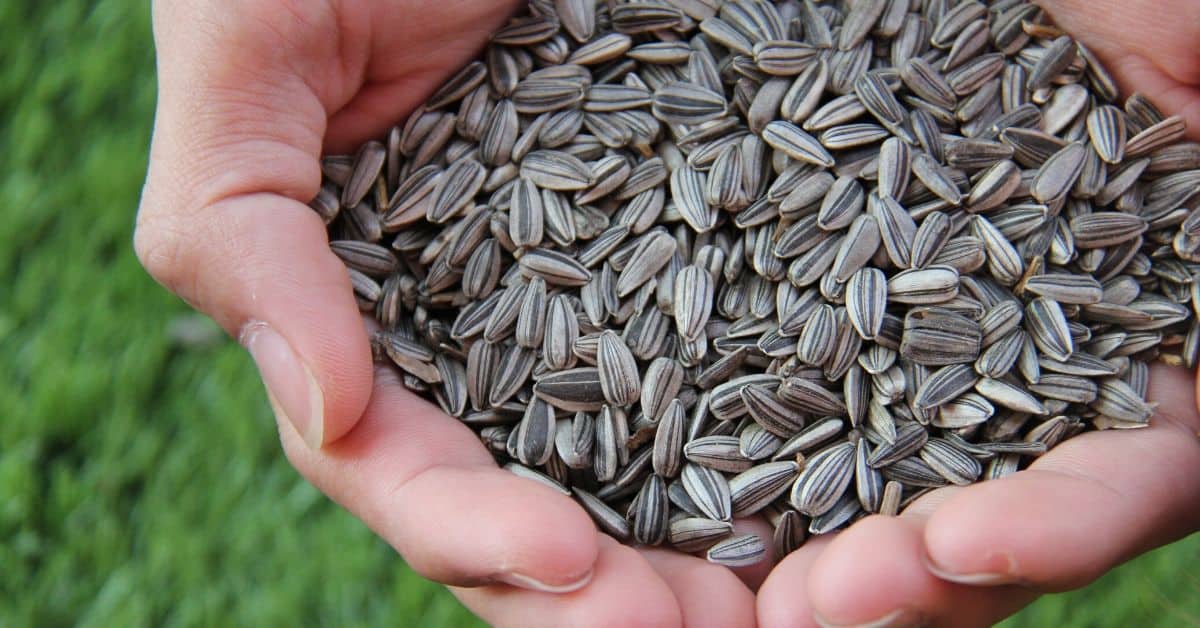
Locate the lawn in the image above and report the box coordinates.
[0,2,1195,626]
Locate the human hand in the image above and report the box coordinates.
[134,1,760,626]
[758,4,1200,625]
[758,363,1200,627]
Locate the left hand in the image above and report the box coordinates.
[757,1,1200,623]
[757,364,1200,627]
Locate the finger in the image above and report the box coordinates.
[137,1,372,446]
[807,515,1035,628]
[452,535,683,628]
[756,534,835,628]
[924,364,1200,590]
[1039,0,1200,85]
[323,0,525,151]
[278,366,599,591]
[640,548,757,628]
[1105,56,1200,137]
[1039,0,1200,135]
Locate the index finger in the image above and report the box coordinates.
[923,364,1200,589]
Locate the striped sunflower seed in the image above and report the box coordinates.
[789,441,856,517]
[706,534,767,567]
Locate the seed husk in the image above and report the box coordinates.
[669,517,734,553]
[653,81,728,125]
[684,435,755,473]
[888,266,960,305]
[573,488,631,541]
[342,141,387,208]
[902,307,979,365]
[808,492,864,534]
[597,330,640,406]
[846,267,888,340]
[790,442,856,517]
[915,364,980,410]
[729,461,798,517]
[682,462,733,522]
[763,121,836,167]
[706,533,767,567]
[1026,297,1075,362]
[633,474,669,545]
[519,249,593,286]
[920,438,982,486]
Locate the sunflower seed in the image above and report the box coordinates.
[740,384,805,436]
[763,121,836,167]
[519,249,592,286]
[516,397,556,466]
[902,307,984,365]
[1029,374,1099,404]
[1091,377,1154,424]
[1070,213,1148,249]
[633,474,669,545]
[739,422,784,461]
[790,441,856,517]
[706,534,767,567]
[868,422,929,468]
[915,364,979,410]
[573,488,631,541]
[331,240,398,277]
[682,462,733,522]
[975,377,1047,414]
[669,517,734,553]
[342,141,387,208]
[594,330,639,406]
[653,81,728,125]
[920,438,982,485]
[846,268,887,340]
[685,435,755,473]
[890,264,962,306]
[429,159,487,222]
[1026,297,1074,362]
[971,215,1024,286]
[648,401,685,478]
[533,367,606,411]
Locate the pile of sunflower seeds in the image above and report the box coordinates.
[310,0,1200,567]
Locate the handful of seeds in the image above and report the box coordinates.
[311,0,1200,566]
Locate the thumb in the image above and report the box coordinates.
[135,1,372,447]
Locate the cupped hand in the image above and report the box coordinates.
[758,3,1200,625]
[758,363,1200,628]
[134,1,760,626]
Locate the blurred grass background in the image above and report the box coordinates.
[0,2,1195,626]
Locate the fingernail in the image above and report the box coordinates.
[924,551,1022,586]
[242,321,325,449]
[493,568,594,594]
[815,608,926,628]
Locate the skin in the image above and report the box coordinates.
[135,1,1200,626]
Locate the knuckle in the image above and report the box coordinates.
[133,204,192,295]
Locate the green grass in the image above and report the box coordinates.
[0,2,1195,626]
